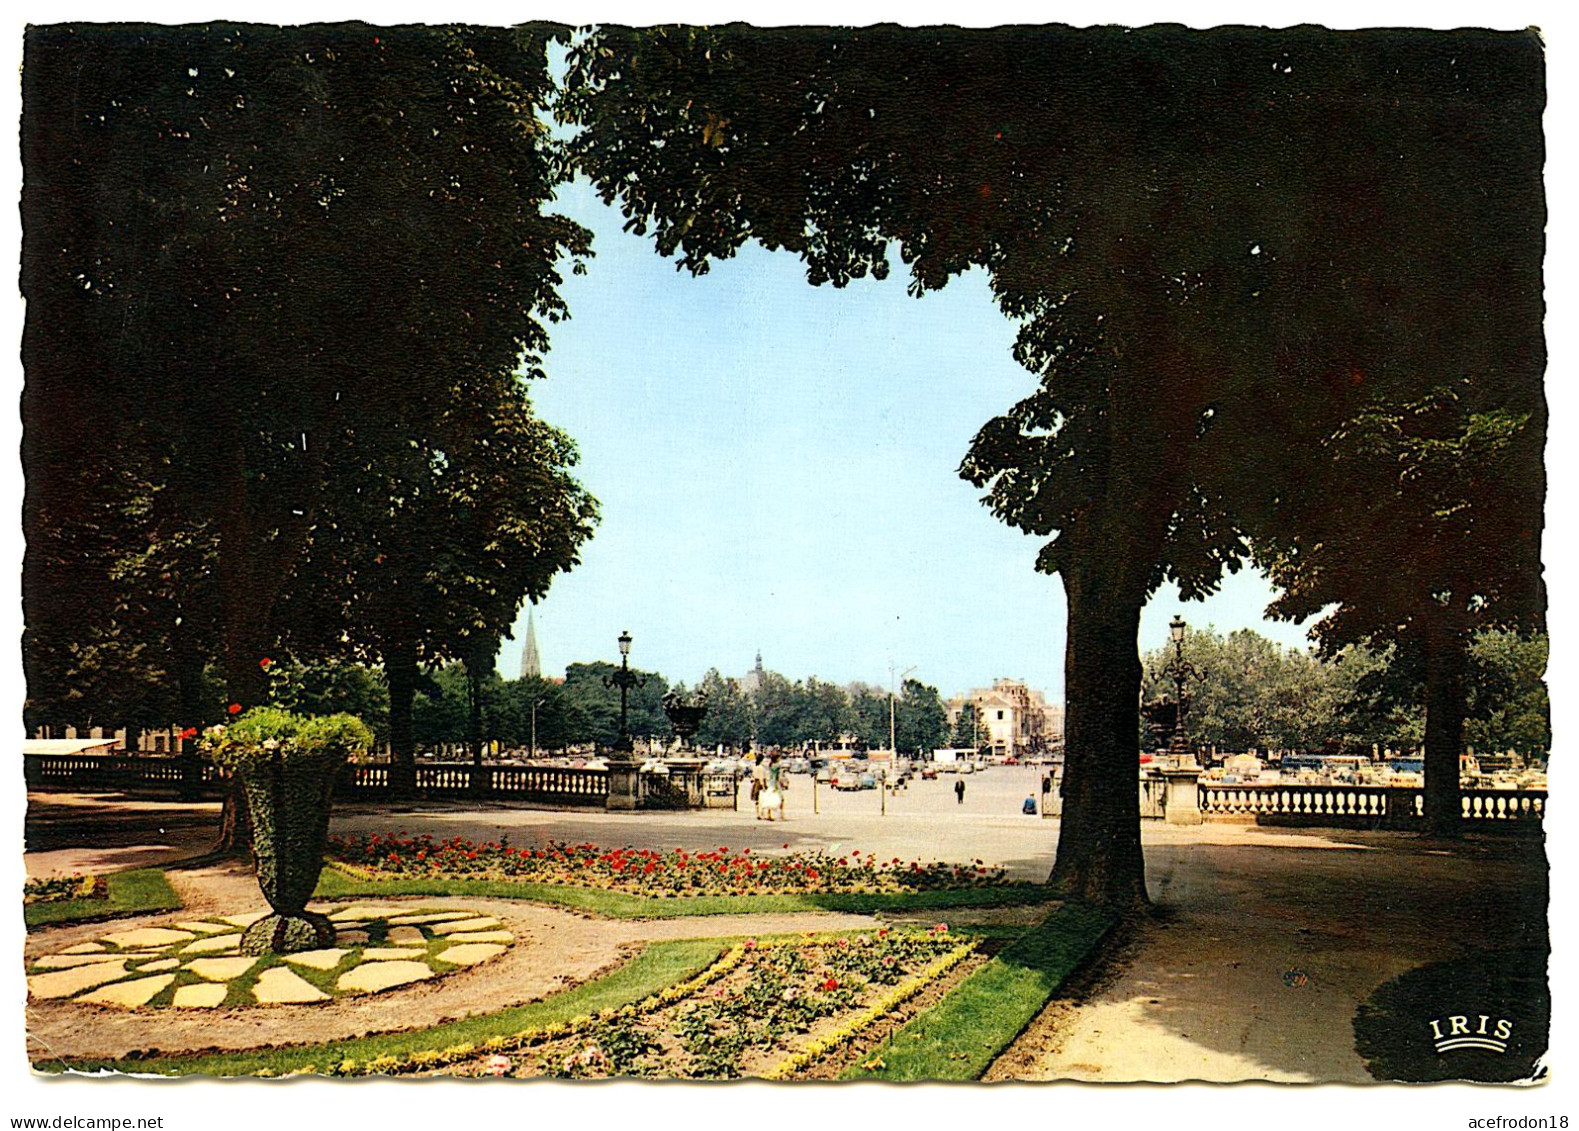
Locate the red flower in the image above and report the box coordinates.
[179,727,197,740]
[227,703,242,715]
[822,978,839,991]
[259,657,273,670]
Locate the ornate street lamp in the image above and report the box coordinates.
[603,630,648,753]
[1160,615,1204,759]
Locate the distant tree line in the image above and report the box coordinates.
[238,659,954,756]
[1140,627,1549,760]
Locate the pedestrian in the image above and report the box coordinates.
[762,755,786,822]
[751,755,768,820]
[1022,793,1038,815]
[954,778,966,805]
[1042,773,1052,797]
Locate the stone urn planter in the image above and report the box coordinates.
[202,708,373,955]
[661,690,710,752]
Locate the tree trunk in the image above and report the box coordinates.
[1049,562,1151,908]
[1422,612,1467,838]
[211,447,280,855]
[386,640,418,799]
[214,774,255,855]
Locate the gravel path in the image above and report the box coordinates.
[985,831,1547,1083]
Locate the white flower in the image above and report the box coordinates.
[263,738,279,750]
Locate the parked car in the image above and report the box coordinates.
[832,772,864,791]
[920,766,939,780]
[816,766,834,783]
[858,772,878,790]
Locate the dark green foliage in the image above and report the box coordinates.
[1466,631,1551,758]
[23,23,595,723]
[560,662,672,746]
[240,911,336,956]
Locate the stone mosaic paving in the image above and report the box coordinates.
[26,905,513,1010]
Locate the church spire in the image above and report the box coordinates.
[521,608,541,679]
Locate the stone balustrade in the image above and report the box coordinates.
[1195,780,1545,829]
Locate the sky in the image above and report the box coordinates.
[502,176,1325,700]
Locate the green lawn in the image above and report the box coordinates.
[37,938,728,1078]
[24,868,182,930]
[314,866,1053,919]
[842,902,1117,1081]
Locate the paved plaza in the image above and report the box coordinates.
[25,764,1548,1080]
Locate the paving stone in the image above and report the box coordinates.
[336,930,370,945]
[172,983,228,1009]
[281,949,349,971]
[79,974,175,1008]
[132,959,181,973]
[101,927,195,949]
[386,927,426,945]
[386,912,472,925]
[252,967,329,1004]
[332,922,368,931]
[360,947,426,961]
[431,917,502,935]
[435,943,506,967]
[219,912,268,927]
[337,961,433,994]
[446,931,514,944]
[175,920,235,934]
[61,942,107,954]
[329,906,401,921]
[28,961,131,1000]
[181,933,244,955]
[185,957,259,981]
[32,953,133,969]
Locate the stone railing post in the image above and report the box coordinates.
[1160,764,1204,825]
[604,755,642,811]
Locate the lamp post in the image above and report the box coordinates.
[1160,615,1203,760]
[887,663,917,817]
[530,698,543,761]
[602,630,648,754]
[888,662,917,758]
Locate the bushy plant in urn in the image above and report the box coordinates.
[201,707,373,954]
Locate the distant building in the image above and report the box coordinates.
[520,609,541,680]
[741,651,767,694]
[946,679,1062,757]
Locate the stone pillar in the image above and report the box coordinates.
[604,757,642,811]
[1160,765,1203,825]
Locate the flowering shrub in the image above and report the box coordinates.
[326,836,1008,897]
[23,874,106,905]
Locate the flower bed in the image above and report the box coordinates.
[327,835,1008,898]
[25,875,107,905]
[307,926,977,1080]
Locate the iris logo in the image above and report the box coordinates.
[1428,1014,1513,1054]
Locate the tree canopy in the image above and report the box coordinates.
[559,23,1544,903]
